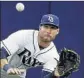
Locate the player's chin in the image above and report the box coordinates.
[43,37,53,42]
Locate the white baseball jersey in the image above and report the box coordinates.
[1,29,59,74]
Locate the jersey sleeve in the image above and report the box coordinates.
[42,45,59,73]
[43,58,58,73]
[1,30,34,55]
[1,34,20,55]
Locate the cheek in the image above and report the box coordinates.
[39,29,45,36]
[50,31,58,39]
[51,31,57,36]
[40,28,46,33]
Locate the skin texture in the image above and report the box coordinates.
[0,59,8,68]
[38,24,59,48]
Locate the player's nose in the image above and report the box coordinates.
[47,28,52,33]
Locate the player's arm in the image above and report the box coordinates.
[0,47,25,75]
[41,56,70,78]
[43,48,80,78]
[40,57,61,78]
[0,30,29,75]
[41,69,70,78]
[0,47,10,68]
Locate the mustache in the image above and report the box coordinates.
[45,33,52,37]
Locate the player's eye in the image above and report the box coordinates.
[44,25,49,28]
[50,26,57,29]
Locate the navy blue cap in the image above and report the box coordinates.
[40,14,59,28]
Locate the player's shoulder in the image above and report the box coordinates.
[50,42,57,50]
[49,42,60,60]
[16,29,38,33]
[12,29,38,35]
[5,29,38,40]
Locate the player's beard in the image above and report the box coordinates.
[40,34,56,42]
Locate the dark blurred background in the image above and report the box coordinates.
[1,1,84,78]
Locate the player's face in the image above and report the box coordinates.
[39,24,59,42]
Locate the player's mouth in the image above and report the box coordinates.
[46,34,52,38]
[44,34,52,39]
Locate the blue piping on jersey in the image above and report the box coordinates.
[35,46,54,58]
[33,30,36,53]
[1,41,11,55]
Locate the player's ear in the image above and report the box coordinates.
[56,28,60,35]
[56,32,59,34]
[39,25,42,30]
[39,26,41,30]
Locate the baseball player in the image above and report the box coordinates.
[0,14,60,78]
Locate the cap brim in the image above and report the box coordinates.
[40,22,59,28]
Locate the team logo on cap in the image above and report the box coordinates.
[48,16,54,22]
